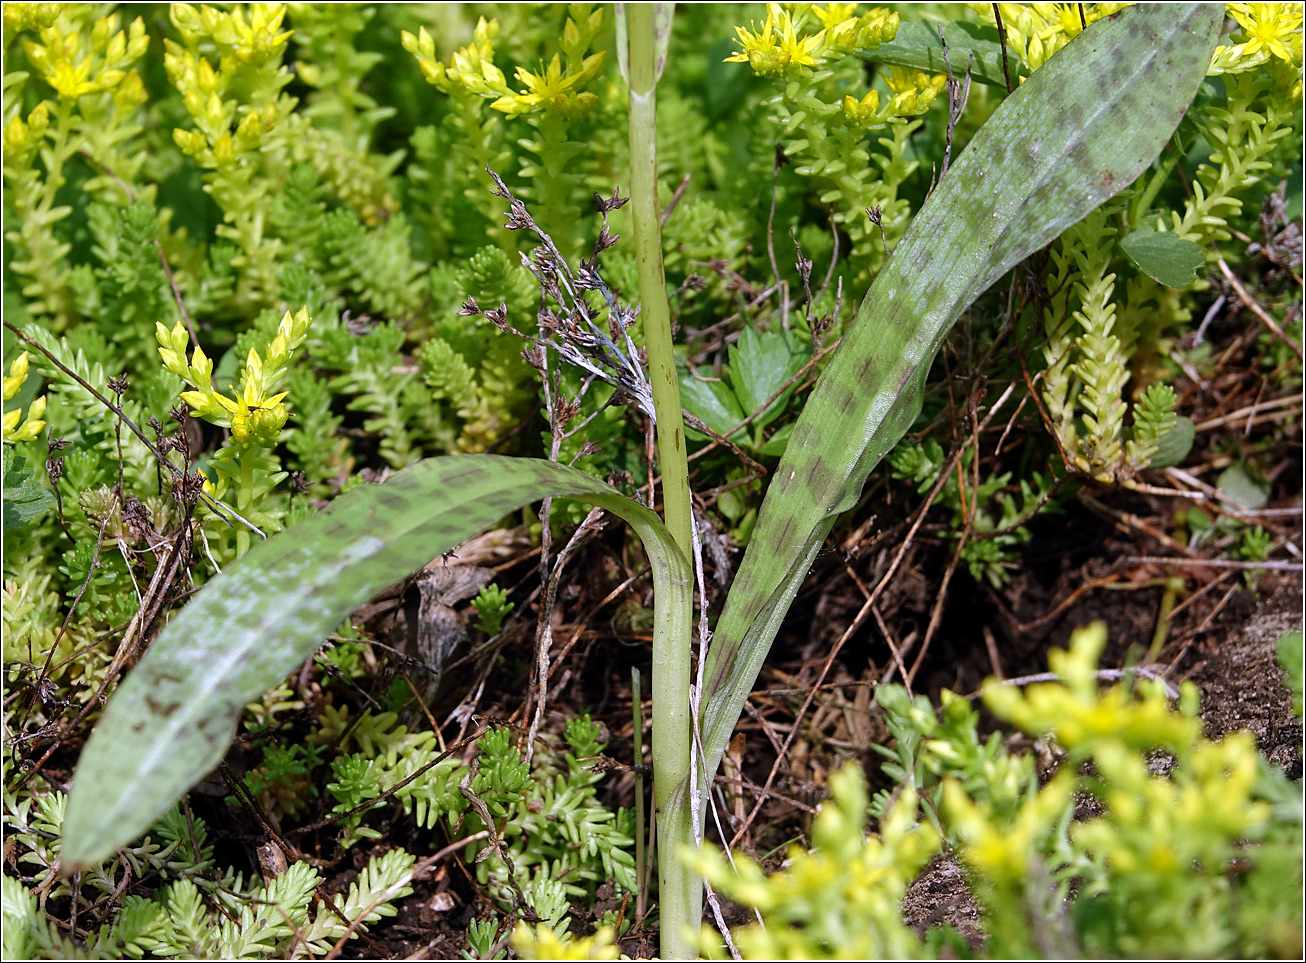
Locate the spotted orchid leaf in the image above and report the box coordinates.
[695,4,1224,791]
[62,456,691,868]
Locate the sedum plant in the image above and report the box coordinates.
[522,623,1294,959]
[726,3,939,289]
[2,787,416,960]
[1036,2,1302,485]
[157,306,312,554]
[948,624,1302,959]
[688,764,939,960]
[3,6,151,329]
[60,8,1226,959]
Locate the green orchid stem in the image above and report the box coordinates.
[624,4,699,957]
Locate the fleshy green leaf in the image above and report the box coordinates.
[1120,226,1205,287]
[697,5,1225,797]
[858,20,1024,88]
[63,455,690,868]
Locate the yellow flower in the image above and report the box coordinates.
[21,13,147,100]
[813,4,861,29]
[512,923,619,960]
[883,66,947,116]
[726,4,825,77]
[490,51,604,117]
[3,353,47,444]
[1231,2,1303,64]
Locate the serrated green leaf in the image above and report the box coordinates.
[698,5,1224,798]
[63,455,690,868]
[728,325,809,430]
[858,20,1024,88]
[1121,226,1206,287]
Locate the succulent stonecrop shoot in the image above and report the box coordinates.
[157,307,311,448]
[725,3,936,287]
[164,3,296,308]
[156,306,311,552]
[402,5,607,255]
[2,6,151,329]
[1036,2,1300,488]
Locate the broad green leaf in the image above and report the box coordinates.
[681,327,809,446]
[63,455,691,868]
[697,5,1224,794]
[1120,227,1206,287]
[2,448,53,531]
[729,326,809,430]
[858,20,1024,88]
[1217,462,1270,510]
[680,368,745,438]
[1148,416,1196,469]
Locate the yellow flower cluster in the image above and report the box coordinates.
[164,4,291,167]
[981,622,1200,752]
[978,3,1127,76]
[157,307,311,446]
[839,63,947,128]
[1072,732,1268,875]
[686,765,938,958]
[948,623,1271,895]
[170,2,292,65]
[2,3,63,35]
[2,352,47,444]
[1209,2,1304,77]
[726,3,899,78]
[401,7,606,121]
[511,923,619,960]
[3,100,50,169]
[401,18,506,98]
[16,8,148,101]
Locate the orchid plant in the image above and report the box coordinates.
[62,6,1225,957]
